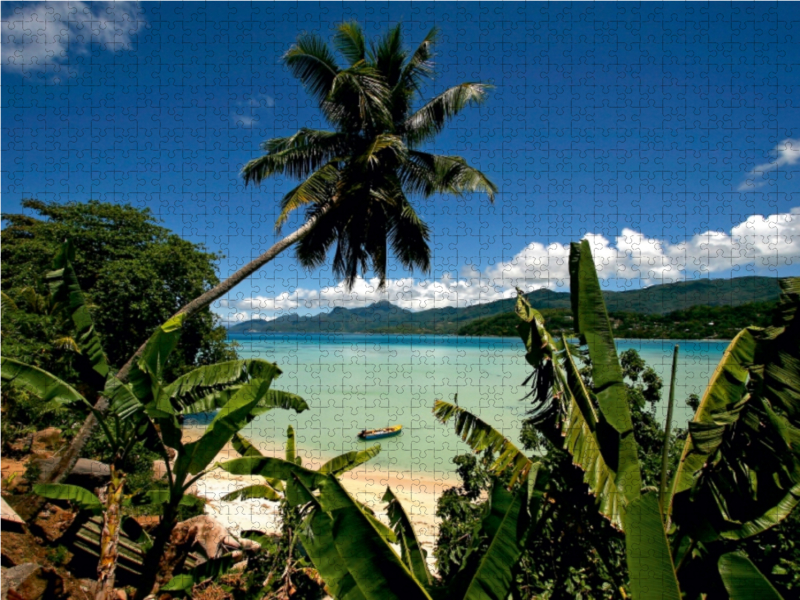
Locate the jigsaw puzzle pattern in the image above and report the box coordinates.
[3,0,799,581]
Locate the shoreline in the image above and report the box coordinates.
[183,428,457,565]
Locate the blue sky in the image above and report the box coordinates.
[3,1,799,323]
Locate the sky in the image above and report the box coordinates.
[3,1,800,324]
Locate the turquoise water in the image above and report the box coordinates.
[221,333,728,482]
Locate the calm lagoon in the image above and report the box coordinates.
[221,333,727,482]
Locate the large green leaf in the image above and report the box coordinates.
[455,473,532,600]
[128,313,188,409]
[251,389,310,416]
[176,379,274,477]
[624,493,681,600]
[433,400,532,487]
[162,359,281,411]
[382,487,431,586]
[515,293,631,529]
[1,358,119,447]
[319,444,381,476]
[219,456,322,492]
[231,433,265,457]
[33,483,102,513]
[718,552,784,599]
[2,358,86,406]
[46,241,109,380]
[315,475,432,600]
[720,483,800,540]
[221,484,282,502]
[295,484,367,600]
[669,328,757,509]
[568,240,641,501]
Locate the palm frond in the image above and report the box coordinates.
[283,33,340,105]
[325,63,391,130]
[244,130,346,185]
[404,83,491,146]
[274,163,341,228]
[334,21,366,65]
[402,151,497,201]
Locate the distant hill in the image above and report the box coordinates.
[228,276,782,335]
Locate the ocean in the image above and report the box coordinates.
[222,333,728,484]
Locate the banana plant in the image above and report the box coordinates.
[215,427,548,600]
[1,242,308,600]
[435,240,798,597]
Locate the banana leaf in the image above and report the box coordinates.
[315,475,432,600]
[231,433,265,457]
[568,240,641,502]
[669,328,756,511]
[432,400,532,487]
[34,483,103,513]
[624,493,681,600]
[515,292,633,528]
[176,379,275,477]
[718,552,784,599]
[720,483,800,540]
[295,479,367,600]
[2,358,118,446]
[128,313,187,409]
[383,487,431,586]
[2,358,86,405]
[319,444,381,476]
[46,240,109,381]
[162,359,281,411]
[454,472,532,600]
[219,456,322,492]
[221,484,282,502]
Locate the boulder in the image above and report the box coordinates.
[173,515,240,559]
[30,428,63,458]
[0,563,63,600]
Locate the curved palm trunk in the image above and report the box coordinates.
[96,465,126,600]
[34,206,330,501]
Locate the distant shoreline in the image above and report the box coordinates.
[228,330,733,344]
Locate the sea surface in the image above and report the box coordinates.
[217,333,728,486]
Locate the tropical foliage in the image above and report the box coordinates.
[1,243,308,600]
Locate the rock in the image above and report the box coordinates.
[30,428,63,459]
[6,434,32,455]
[0,563,63,600]
[173,515,239,559]
[34,503,76,543]
[36,458,110,489]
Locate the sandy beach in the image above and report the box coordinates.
[183,427,459,564]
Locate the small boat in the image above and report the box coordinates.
[358,425,402,440]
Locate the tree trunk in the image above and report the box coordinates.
[133,502,183,600]
[34,208,330,501]
[95,465,125,600]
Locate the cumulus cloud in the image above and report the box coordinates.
[2,1,144,73]
[220,207,800,321]
[739,139,800,190]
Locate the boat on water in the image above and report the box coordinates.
[358,425,402,440]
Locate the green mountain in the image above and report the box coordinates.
[228,276,781,335]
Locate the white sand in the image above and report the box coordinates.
[182,428,458,566]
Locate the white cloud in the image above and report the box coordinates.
[220,208,800,321]
[2,1,144,73]
[739,138,800,190]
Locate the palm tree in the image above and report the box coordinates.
[41,21,496,492]
[241,21,496,287]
